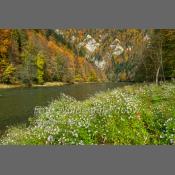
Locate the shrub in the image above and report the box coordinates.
[88,72,97,82]
[1,64,16,84]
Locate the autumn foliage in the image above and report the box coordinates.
[0,29,105,85]
[0,29,175,85]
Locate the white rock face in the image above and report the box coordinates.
[55,29,64,36]
[110,38,124,56]
[144,34,150,41]
[85,40,99,52]
[71,35,76,43]
[78,34,99,53]
[144,34,151,48]
[86,34,92,40]
[94,59,106,70]
[77,42,84,48]
[112,45,124,56]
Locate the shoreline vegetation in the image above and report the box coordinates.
[0,81,109,89]
[0,82,66,89]
[1,82,175,145]
[0,80,169,89]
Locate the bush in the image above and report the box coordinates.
[1,64,16,84]
[88,72,98,82]
[74,74,83,82]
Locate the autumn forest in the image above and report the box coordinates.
[1,29,175,86]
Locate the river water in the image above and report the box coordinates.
[0,82,130,132]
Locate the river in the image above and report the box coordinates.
[0,82,130,133]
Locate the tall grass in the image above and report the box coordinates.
[1,83,175,145]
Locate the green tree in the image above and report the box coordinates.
[20,42,37,86]
[1,64,16,84]
[141,29,175,83]
[55,53,66,81]
[36,52,45,84]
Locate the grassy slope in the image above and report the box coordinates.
[1,83,175,145]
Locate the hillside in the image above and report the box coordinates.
[0,29,108,86]
[0,29,175,86]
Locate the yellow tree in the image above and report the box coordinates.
[0,29,14,83]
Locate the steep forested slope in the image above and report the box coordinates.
[0,29,107,85]
[0,29,175,85]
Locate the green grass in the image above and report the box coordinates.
[1,83,175,145]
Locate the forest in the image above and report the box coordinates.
[1,29,175,86]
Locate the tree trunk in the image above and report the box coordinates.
[156,66,160,85]
[160,41,165,82]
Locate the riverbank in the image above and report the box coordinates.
[0,81,109,89]
[0,82,67,89]
[1,82,175,145]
